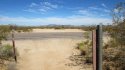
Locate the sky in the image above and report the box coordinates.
[0,0,124,26]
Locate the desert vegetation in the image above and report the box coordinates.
[0,25,10,46]
[0,25,14,70]
[66,32,93,69]
[67,2,125,70]
[0,44,14,66]
[103,2,125,70]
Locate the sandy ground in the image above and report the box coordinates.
[3,39,92,70]
[32,29,85,33]
[3,29,92,70]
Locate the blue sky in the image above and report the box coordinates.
[0,0,124,26]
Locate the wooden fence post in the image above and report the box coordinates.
[92,30,96,70]
[11,25,17,62]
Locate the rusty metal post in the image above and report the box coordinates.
[96,24,103,70]
[92,30,96,70]
[12,29,17,62]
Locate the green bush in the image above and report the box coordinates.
[0,44,13,60]
[73,40,92,65]
[76,40,92,55]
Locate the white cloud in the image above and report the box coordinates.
[24,9,37,13]
[78,10,88,14]
[38,8,47,12]
[101,3,107,8]
[89,7,99,10]
[24,2,59,14]
[75,6,111,18]
[114,9,119,13]
[89,6,110,13]
[104,9,110,13]
[76,9,95,17]
[30,3,38,7]
[0,16,112,26]
[43,2,58,9]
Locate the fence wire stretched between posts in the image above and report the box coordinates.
[103,29,125,70]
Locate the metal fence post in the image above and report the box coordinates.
[96,24,103,70]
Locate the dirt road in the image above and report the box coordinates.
[4,39,92,70]
[3,29,92,70]
[7,32,84,40]
[14,39,84,70]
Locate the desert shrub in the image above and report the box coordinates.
[76,40,92,63]
[11,25,33,33]
[67,31,92,69]
[0,25,10,46]
[103,39,125,70]
[17,30,21,33]
[22,29,32,32]
[84,32,90,39]
[0,44,13,60]
[0,44,14,70]
[54,27,62,29]
[66,40,92,69]
[102,2,125,70]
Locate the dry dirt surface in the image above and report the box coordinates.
[4,39,92,70]
[3,29,92,70]
[16,39,82,70]
[32,29,85,33]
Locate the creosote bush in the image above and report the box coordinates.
[0,44,14,70]
[76,40,92,64]
[0,44,13,60]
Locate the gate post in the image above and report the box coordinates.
[10,25,17,62]
[92,30,96,70]
[12,29,17,62]
[96,24,103,70]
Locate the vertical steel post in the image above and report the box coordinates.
[96,24,103,70]
[12,29,17,62]
[92,30,96,70]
